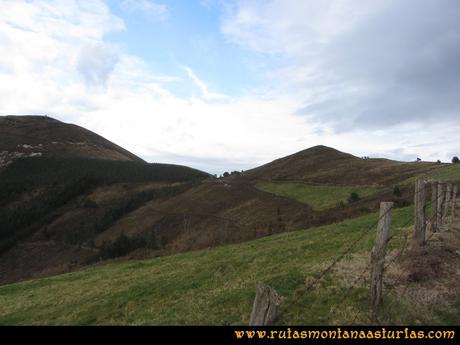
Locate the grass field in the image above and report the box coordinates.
[403,163,460,185]
[255,182,378,210]
[1,204,456,325]
[418,164,460,182]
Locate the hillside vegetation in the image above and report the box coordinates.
[243,145,439,186]
[2,116,459,290]
[255,182,378,210]
[0,156,208,191]
[1,204,458,325]
[0,157,208,248]
[0,115,142,163]
[406,163,460,184]
[253,163,460,211]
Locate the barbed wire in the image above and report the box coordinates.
[346,215,415,325]
[235,178,455,324]
[369,200,442,325]
[286,181,434,315]
[388,185,459,314]
[263,179,459,325]
[280,180,458,324]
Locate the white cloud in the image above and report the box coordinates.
[77,44,120,88]
[119,0,168,21]
[221,0,386,56]
[221,0,460,127]
[199,0,217,9]
[182,65,229,100]
[0,0,459,174]
[217,0,460,164]
[0,0,125,113]
[0,0,317,172]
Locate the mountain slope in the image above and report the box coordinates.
[243,145,438,185]
[0,205,458,325]
[0,116,211,284]
[0,117,456,287]
[0,115,142,168]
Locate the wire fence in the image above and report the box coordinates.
[273,179,459,325]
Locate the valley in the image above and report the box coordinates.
[1,115,459,325]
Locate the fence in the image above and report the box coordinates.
[249,179,459,325]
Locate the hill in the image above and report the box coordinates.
[1,204,458,325]
[1,116,458,287]
[243,145,438,185]
[0,115,142,169]
[0,116,210,284]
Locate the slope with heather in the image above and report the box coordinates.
[0,116,210,284]
[1,116,458,287]
[0,115,142,166]
[0,204,458,325]
[243,145,439,185]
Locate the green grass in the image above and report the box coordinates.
[404,163,460,185]
[2,204,455,325]
[256,182,378,210]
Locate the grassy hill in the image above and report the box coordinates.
[255,182,379,210]
[0,115,142,164]
[0,116,211,284]
[1,116,458,292]
[0,118,458,324]
[253,163,460,210]
[1,204,458,325]
[403,163,460,184]
[243,145,440,186]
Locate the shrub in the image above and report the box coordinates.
[0,177,98,253]
[80,197,98,208]
[0,157,209,189]
[97,234,147,260]
[393,186,402,197]
[452,156,459,164]
[347,192,360,204]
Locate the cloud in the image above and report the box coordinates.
[119,0,168,21]
[0,0,459,174]
[199,0,217,9]
[0,0,125,114]
[222,0,460,130]
[0,0,316,173]
[77,44,119,88]
[182,65,229,100]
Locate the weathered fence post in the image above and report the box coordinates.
[183,213,190,243]
[414,180,426,246]
[443,183,452,221]
[431,181,438,232]
[369,201,393,323]
[249,284,282,325]
[437,183,445,228]
[452,185,458,221]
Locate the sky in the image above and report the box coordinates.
[0,0,459,174]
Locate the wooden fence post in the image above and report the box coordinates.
[452,185,458,221]
[437,183,445,228]
[443,183,452,221]
[414,180,426,246]
[431,182,438,233]
[369,202,393,323]
[249,284,281,325]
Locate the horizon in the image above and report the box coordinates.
[3,114,455,176]
[1,0,459,173]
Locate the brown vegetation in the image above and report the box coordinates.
[0,117,445,286]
